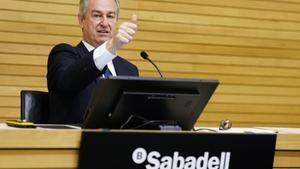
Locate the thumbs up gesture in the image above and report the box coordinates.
[107,15,138,54]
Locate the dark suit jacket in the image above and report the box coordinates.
[47,42,139,124]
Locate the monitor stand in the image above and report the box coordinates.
[120,114,182,131]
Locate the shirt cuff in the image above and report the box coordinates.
[93,41,116,71]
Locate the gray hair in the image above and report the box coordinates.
[78,0,120,17]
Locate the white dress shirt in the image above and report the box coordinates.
[82,40,117,76]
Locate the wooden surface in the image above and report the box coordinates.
[0,0,300,128]
[0,126,80,169]
[0,126,299,169]
[272,128,300,168]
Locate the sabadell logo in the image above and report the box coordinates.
[132,147,231,169]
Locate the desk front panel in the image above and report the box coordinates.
[0,128,299,168]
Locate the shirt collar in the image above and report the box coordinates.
[82,40,95,52]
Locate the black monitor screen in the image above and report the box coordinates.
[82,76,219,130]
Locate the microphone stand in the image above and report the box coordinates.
[140,51,164,78]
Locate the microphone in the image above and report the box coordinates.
[140,51,164,78]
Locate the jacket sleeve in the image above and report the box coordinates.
[47,43,101,92]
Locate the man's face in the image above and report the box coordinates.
[79,0,117,47]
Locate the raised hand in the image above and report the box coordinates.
[106,15,138,54]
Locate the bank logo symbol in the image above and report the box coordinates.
[132,147,148,164]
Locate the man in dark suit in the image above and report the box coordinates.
[47,0,138,124]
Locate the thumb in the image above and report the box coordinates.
[131,14,138,24]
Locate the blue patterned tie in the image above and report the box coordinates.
[103,65,112,77]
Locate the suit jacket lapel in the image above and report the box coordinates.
[76,41,90,58]
[113,57,128,76]
[113,56,138,76]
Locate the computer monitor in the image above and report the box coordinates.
[81,76,219,130]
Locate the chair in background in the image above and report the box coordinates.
[20,90,49,123]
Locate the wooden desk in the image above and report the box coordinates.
[0,126,299,169]
[271,128,300,169]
